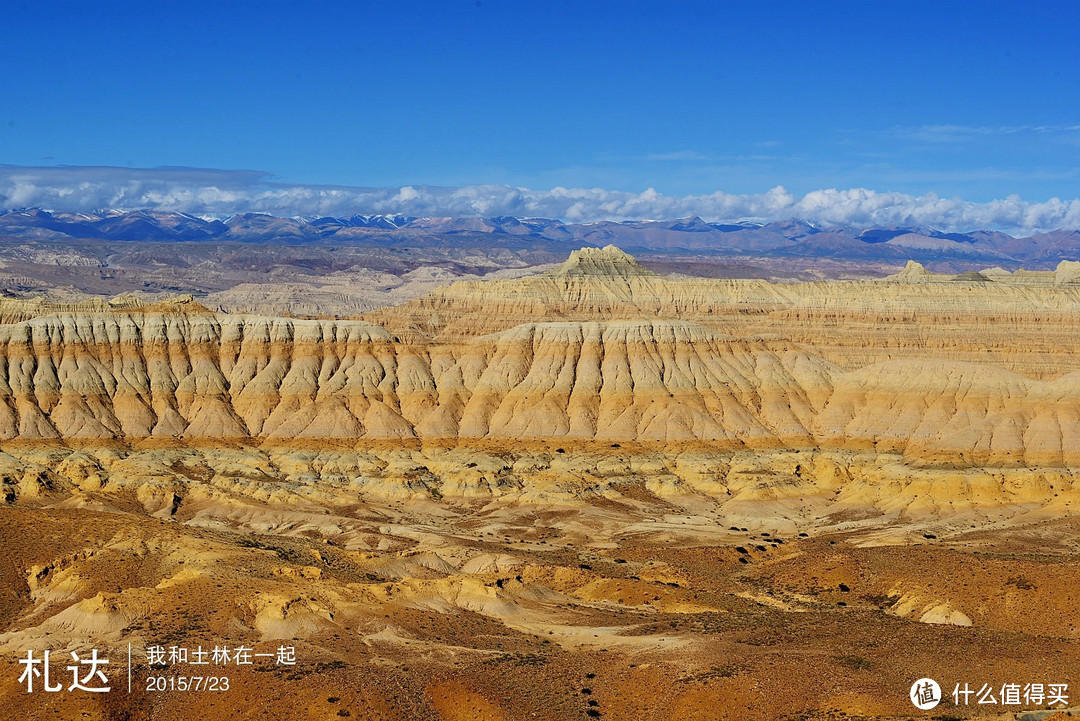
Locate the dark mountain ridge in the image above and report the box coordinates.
[1,208,1078,268]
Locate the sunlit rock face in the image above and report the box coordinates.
[0,246,1078,467]
[3,245,1080,721]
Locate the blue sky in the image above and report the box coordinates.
[1,0,1079,227]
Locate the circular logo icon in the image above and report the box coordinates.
[910,678,941,710]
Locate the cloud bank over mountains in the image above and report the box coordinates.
[2,165,1079,234]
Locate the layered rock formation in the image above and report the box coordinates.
[0,309,1073,464]
[368,246,1080,378]
[1,245,1079,721]
[0,313,817,444]
[0,246,1072,465]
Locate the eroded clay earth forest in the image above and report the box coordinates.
[2,241,1080,721]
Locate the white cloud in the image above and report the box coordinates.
[1,165,1079,234]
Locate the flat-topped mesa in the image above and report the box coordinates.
[885,259,1080,285]
[547,245,658,278]
[0,293,206,325]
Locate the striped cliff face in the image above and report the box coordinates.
[0,314,816,445]
[0,310,1077,466]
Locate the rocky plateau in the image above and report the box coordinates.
[0,245,1077,720]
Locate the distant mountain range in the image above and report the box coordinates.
[2,208,1079,268]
